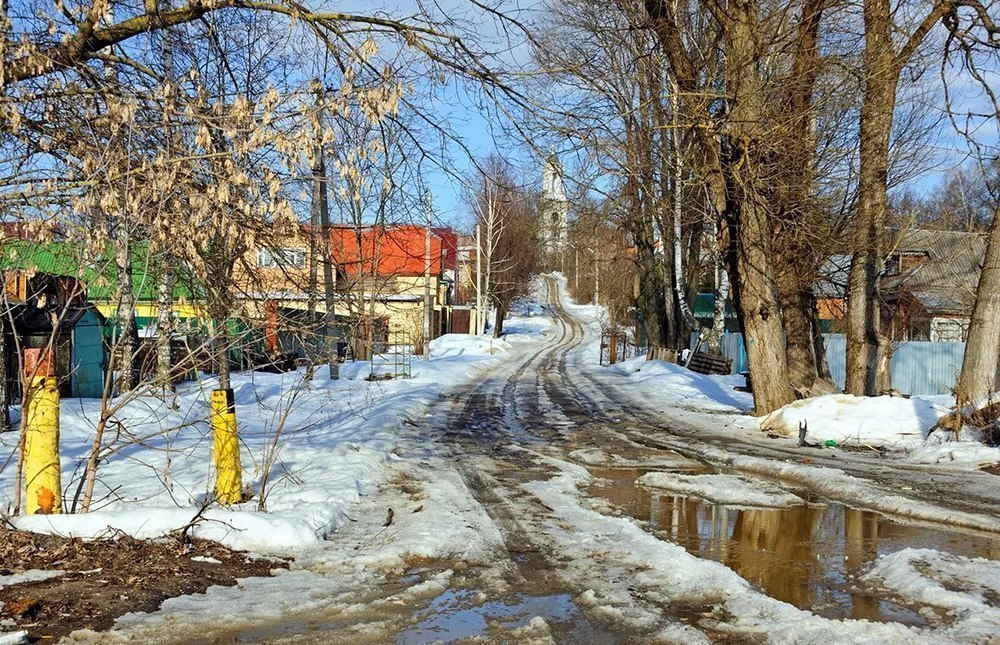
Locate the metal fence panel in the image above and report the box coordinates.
[886,340,964,396]
[691,331,964,396]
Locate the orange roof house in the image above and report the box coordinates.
[329,225,445,278]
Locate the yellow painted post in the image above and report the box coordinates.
[211,388,242,504]
[23,348,61,515]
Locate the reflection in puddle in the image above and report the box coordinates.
[397,589,606,644]
[585,467,1000,625]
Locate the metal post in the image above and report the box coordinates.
[23,348,61,514]
[423,189,432,361]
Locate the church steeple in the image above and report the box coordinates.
[543,154,567,203]
[540,154,569,259]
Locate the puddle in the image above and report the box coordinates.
[397,589,610,644]
[585,466,1000,625]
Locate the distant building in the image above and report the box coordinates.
[881,229,983,342]
[813,229,984,342]
[539,154,568,259]
[245,224,459,357]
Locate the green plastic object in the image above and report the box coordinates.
[824,440,838,447]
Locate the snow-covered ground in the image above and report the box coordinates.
[0,312,546,553]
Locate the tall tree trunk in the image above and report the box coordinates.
[215,317,231,390]
[316,143,338,379]
[845,0,957,394]
[0,300,9,432]
[846,0,898,396]
[493,304,504,338]
[305,146,320,379]
[721,0,795,414]
[956,203,1000,405]
[645,0,794,414]
[772,0,836,397]
[707,217,729,354]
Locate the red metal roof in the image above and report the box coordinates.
[329,225,447,277]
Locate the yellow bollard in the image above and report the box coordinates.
[211,388,242,504]
[23,348,61,515]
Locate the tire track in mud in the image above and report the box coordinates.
[438,279,688,643]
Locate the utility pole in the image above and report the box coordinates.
[593,247,600,307]
[475,222,483,336]
[424,189,432,361]
[574,247,579,294]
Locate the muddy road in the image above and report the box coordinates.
[75,276,1000,644]
[412,276,1000,642]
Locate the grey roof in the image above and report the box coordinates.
[815,253,852,298]
[881,229,985,315]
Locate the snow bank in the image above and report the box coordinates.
[909,439,1000,467]
[760,394,1000,466]
[637,472,804,508]
[606,356,753,413]
[761,395,945,445]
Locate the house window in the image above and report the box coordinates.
[884,252,927,276]
[884,254,900,276]
[930,317,969,343]
[258,247,306,269]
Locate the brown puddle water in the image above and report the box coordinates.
[585,466,1000,626]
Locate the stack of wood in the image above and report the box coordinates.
[686,351,733,376]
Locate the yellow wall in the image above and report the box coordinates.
[96,303,206,320]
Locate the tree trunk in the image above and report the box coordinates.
[493,304,504,338]
[842,0,953,395]
[782,284,835,397]
[0,308,9,432]
[155,253,175,390]
[706,219,729,355]
[956,203,1000,405]
[215,318,231,391]
[722,0,795,415]
[305,160,319,379]
[310,93,339,379]
[845,0,897,395]
[645,0,794,414]
[772,0,836,397]
[318,155,338,379]
[115,218,139,391]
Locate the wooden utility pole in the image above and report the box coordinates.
[476,222,484,335]
[423,189,432,361]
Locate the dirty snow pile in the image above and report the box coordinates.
[862,548,1000,642]
[637,472,804,508]
[0,332,524,553]
[761,394,945,445]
